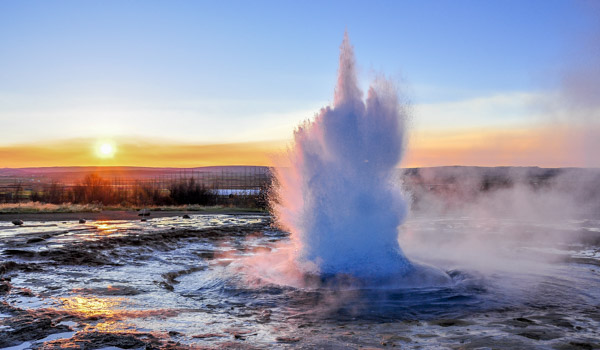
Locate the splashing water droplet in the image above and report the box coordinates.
[271,34,416,280]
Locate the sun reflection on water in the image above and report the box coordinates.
[90,320,139,333]
[61,296,124,319]
[59,294,182,333]
[95,222,118,235]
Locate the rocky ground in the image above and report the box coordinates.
[0,215,599,349]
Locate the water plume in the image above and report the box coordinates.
[271,33,431,282]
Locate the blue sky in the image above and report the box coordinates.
[0,0,598,166]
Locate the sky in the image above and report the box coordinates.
[0,0,598,168]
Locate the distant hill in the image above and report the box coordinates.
[1,165,598,217]
[2,165,597,182]
[0,166,270,183]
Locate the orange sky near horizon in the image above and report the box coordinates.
[0,139,283,168]
[1,124,595,169]
[404,127,575,168]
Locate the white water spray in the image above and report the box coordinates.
[271,34,416,279]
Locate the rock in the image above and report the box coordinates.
[192,333,227,339]
[276,336,301,343]
[569,342,594,350]
[224,328,256,341]
[0,313,71,348]
[415,333,438,338]
[380,333,411,346]
[514,317,535,324]
[42,332,150,349]
[79,218,86,224]
[256,309,271,323]
[429,318,473,327]
[141,218,147,222]
[0,262,18,275]
[16,288,33,297]
[12,219,23,226]
[182,214,191,219]
[73,285,142,296]
[552,319,575,329]
[155,281,174,291]
[0,280,12,295]
[3,249,36,258]
[161,266,205,285]
[516,329,563,341]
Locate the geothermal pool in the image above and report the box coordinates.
[1,35,599,350]
[0,214,599,349]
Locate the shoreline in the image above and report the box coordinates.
[0,209,268,222]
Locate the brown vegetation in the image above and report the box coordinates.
[7,173,271,209]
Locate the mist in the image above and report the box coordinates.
[398,3,600,278]
[399,166,600,277]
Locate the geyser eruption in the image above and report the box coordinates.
[272,34,420,280]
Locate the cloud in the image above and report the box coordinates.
[413,92,543,131]
[0,92,323,146]
[403,90,596,167]
[406,84,600,167]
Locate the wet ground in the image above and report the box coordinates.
[0,210,264,223]
[0,214,599,349]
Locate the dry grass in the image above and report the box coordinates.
[154,205,265,213]
[103,204,265,213]
[0,202,103,214]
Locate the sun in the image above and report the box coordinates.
[96,141,116,158]
[100,143,113,155]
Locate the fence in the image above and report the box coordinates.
[0,167,272,207]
